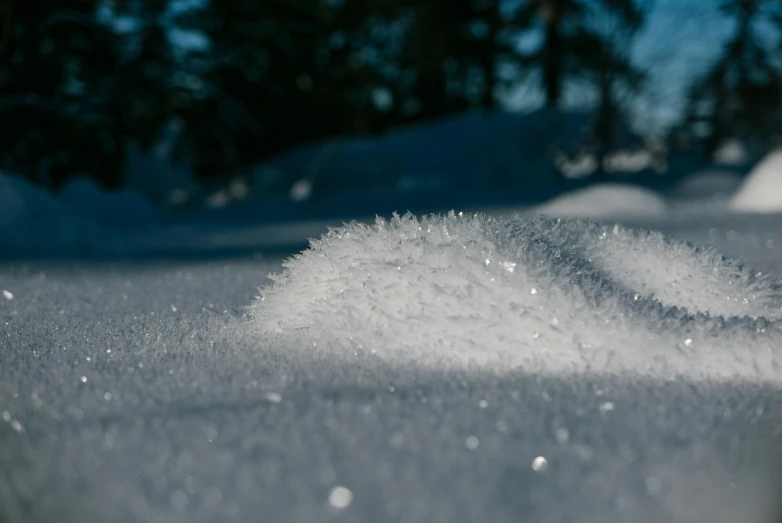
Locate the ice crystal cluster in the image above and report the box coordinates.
[252,212,782,378]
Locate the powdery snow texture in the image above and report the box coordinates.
[252,212,782,380]
[731,149,782,212]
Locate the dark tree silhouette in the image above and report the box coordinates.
[508,0,646,112]
[111,0,179,150]
[0,0,123,189]
[683,0,781,156]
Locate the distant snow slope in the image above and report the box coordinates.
[0,172,101,255]
[59,177,158,228]
[252,212,782,379]
[58,178,157,227]
[731,150,782,212]
[256,109,592,199]
[671,170,742,201]
[532,184,666,219]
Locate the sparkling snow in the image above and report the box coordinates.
[252,212,782,381]
[4,158,782,522]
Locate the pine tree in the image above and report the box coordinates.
[0,0,123,189]
[683,0,781,155]
[177,0,370,178]
[574,1,646,164]
[111,0,178,150]
[391,0,508,120]
[508,0,646,113]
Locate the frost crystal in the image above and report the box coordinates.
[251,213,782,379]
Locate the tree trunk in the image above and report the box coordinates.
[409,6,447,119]
[480,0,500,109]
[596,71,615,177]
[543,17,563,107]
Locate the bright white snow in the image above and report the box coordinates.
[251,212,782,380]
[731,149,782,212]
[4,204,782,523]
[532,184,666,219]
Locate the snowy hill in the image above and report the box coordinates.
[731,149,782,212]
[670,169,743,201]
[0,172,101,256]
[253,109,593,201]
[532,184,666,219]
[253,212,782,378]
[59,177,158,229]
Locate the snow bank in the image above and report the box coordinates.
[250,212,782,379]
[731,150,782,212]
[59,177,158,228]
[257,109,591,199]
[533,184,666,219]
[0,172,100,255]
[671,170,742,201]
[713,139,749,166]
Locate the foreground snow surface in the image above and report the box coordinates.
[3,211,782,523]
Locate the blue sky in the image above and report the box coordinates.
[503,0,748,132]
[504,0,781,133]
[110,0,779,134]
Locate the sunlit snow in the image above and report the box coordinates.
[731,149,782,212]
[252,211,782,380]
[533,184,666,219]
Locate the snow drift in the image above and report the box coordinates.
[532,184,666,219]
[251,212,782,379]
[671,170,742,201]
[731,149,782,212]
[0,172,101,255]
[59,177,158,228]
[255,108,592,199]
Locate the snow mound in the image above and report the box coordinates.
[0,172,100,255]
[731,150,782,212]
[713,139,749,166]
[259,108,591,198]
[671,170,742,200]
[534,184,666,218]
[59,177,158,228]
[251,212,782,379]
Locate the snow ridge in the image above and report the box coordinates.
[251,212,782,379]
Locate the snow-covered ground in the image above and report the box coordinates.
[4,184,782,523]
[4,119,782,522]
